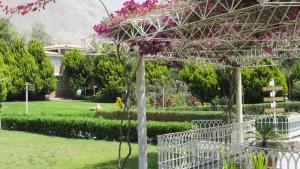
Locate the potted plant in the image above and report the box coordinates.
[255,122,280,168]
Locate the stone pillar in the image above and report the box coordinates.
[136,55,147,169]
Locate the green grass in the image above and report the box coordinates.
[0,130,158,169]
[1,100,115,114]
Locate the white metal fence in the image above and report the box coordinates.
[245,114,300,139]
[191,120,228,129]
[158,119,300,169]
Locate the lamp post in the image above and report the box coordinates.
[25,82,34,114]
[93,86,97,96]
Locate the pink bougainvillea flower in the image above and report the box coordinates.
[265,47,273,55]
[0,0,55,15]
[287,7,298,20]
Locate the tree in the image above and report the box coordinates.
[0,18,15,43]
[179,61,218,102]
[0,54,10,102]
[93,44,125,102]
[27,40,56,98]
[0,40,13,101]
[145,60,170,86]
[8,39,42,100]
[62,49,93,95]
[242,59,287,103]
[30,22,54,46]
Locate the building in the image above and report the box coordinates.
[44,44,84,99]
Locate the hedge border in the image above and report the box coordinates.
[1,115,191,143]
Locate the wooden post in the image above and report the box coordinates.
[136,55,147,169]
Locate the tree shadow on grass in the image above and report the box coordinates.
[82,152,158,169]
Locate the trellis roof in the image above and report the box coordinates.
[107,0,300,66]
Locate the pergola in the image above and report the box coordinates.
[100,0,300,168]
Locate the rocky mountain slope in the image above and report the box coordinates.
[0,0,129,45]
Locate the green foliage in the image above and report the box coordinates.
[30,22,53,46]
[243,59,287,103]
[179,61,218,102]
[93,44,125,102]
[223,160,235,169]
[0,18,15,43]
[8,39,42,100]
[28,40,56,98]
[0,40,12,102]
[255,122,277,147]
[252,153,266,169]
[293,81,300,100]
[1,114,191,143]
[0,57,9,102]
[62,49,93,95]
[145,60,169,86]
[97,110,224,122]
[291,61,300,81]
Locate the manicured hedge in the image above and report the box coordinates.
[150,102,300,115]
[242,102,300,114]
[1,114,191,143]
[96,111,224,122]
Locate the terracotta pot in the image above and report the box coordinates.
[267,156,278,168]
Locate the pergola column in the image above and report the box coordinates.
[136,55,148,169]
[235,67,243,144]
[235,67,243,123]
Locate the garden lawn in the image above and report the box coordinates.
[1,100,115,114]
[0,130,158,169]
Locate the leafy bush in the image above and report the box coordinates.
[156,102,300,115]
[242,59,287,103]
[96,110,224,122]
[179,61,218,102]
[1,114,191,143]
[242,102,300,114]
[62,49,94,95]
[293,81,300,101]
[252,153,266,169]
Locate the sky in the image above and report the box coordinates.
[0,0,145,45]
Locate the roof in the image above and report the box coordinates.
[43,44,84,51]
[45,51,63,57]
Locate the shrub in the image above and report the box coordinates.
[293,81,300,101]
[155,102,300,115]
[1,114,191,143]
[96,110,224,122]
[179,62,218,102]
[242,59,287,103]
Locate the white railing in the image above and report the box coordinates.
[158,119,300,169]
[191,120,228,129]
[244,114,300,139]
[158,121,256,169]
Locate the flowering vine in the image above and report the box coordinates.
[0,0,55,15]
[94,0,176,56]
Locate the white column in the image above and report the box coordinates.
[136,55,147,169]
[235,67,243,123]
[235,67,243,144]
